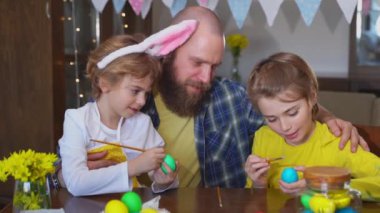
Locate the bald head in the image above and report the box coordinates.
[158,7,225,116]
[172,6,223,37]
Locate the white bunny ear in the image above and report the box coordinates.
[97,20,198,69]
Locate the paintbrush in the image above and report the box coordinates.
[216,186,223,208]
[266,156,284,164]
[90,139,145,152]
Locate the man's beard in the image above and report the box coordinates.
[158,57,211,117]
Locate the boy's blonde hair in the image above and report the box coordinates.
[248,52,319,117]
[86,35,161,99]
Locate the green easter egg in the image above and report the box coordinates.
[121,192,142,213]
[161,154,176,174]
[301,194,312,209]
[105,200,129,213]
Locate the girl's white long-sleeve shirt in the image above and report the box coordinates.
[59,102,168,196]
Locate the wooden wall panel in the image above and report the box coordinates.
[0,0,63,198]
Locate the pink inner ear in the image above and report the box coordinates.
[156,22,197,56]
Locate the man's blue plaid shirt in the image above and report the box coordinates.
[142,77,264,188]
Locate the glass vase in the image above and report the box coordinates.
[231,56,241,82]
[13,178,51,212]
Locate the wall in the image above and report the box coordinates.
[152,0,351,83]
[0,0,64,198]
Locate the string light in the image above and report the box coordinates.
[63,0,130,106]
[68,0,82,106]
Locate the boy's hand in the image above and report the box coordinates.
[279,166,306,194]
[129,147,165,176]
[244,155,269,188]
[152,161,179,186]
[279,179,306,194]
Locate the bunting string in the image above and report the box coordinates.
[91,0,359,28]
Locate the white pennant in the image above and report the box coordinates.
[295,0,322,26]
[91,0,109,13]
[141,0,153,19]
[197,0,208,7]
[112,0,126,13]
[227,0,253,29]
[258,0,283,26]
[207,0,219,11]
[337,0,358,23]
[162,0,174,9]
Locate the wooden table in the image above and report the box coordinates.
[2,188,380,212]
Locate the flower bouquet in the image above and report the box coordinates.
[0,149,57,211]
[226,34,249,82]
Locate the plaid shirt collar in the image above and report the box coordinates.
[142,77,263,188]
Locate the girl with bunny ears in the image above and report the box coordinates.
[58,20,197,196]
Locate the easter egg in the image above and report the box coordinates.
[105,200,129,213]
[121,192,142,213]
[281,168,299,183]
[336,207,358,213]
[330,192,351,209]
[309,195,336,213]
[161,154,176,175]
[140,208,158,213]
[300,194,312,209]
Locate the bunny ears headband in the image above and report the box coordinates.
[97,20,198,69]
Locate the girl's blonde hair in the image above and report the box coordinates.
[86,35,161,99]
[248,52,319,117]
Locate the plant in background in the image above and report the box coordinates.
[226,34,249,58]
[226,34,249,82]
[0,149,57,210]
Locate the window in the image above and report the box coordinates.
[356,0,380,65]
[350,0,380,95]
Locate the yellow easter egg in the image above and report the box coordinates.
[105,200,129,213]
[140,208,158,213]
[330,192,351,209]
[310,195,336,213]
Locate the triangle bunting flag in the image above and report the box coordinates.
[92,0,109,13]
[337,0,358,23]
[295,0,322,26]
[227,0,253,29]
[258,0,283,26]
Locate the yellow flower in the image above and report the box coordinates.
[0,149,57,183]
[226,34,249,58]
